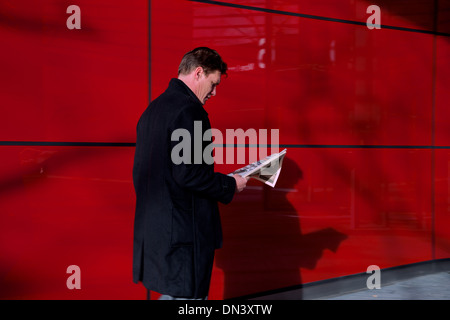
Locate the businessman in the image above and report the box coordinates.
[133,47,247,300]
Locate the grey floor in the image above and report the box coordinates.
[324,271,450,300]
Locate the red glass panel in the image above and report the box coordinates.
[0,146,141,299]
[0,0,147,142]
[212,147,432,299]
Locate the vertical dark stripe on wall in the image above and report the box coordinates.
[431,0,439,261]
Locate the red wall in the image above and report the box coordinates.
[0,0,449,299]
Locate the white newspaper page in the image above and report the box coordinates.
[228,149,287,188]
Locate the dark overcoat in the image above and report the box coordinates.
[132,78,236,298]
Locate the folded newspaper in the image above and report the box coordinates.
[228,149,287,187]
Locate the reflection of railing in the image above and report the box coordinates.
[189,0,450,36]
[191,0,300,48]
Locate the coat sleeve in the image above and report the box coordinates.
[169,104,236,204]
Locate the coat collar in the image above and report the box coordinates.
[168,78,207,108]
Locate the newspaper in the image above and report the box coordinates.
[228,149,287,188]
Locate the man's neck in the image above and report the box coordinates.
[176,76,202,105]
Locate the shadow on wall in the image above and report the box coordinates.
[216,157,348,299]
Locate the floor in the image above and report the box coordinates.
[324,271,450,300]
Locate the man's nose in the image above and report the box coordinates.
[211,87,216,96]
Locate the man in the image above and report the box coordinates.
[132,47,248,300]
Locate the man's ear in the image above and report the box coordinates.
[193,66,204,81]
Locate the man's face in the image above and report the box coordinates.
[197,70,221,105]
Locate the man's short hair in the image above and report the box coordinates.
[178,47,228,77]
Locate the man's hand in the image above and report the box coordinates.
[233,174,248,193]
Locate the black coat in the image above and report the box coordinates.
[132,78,236,298]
